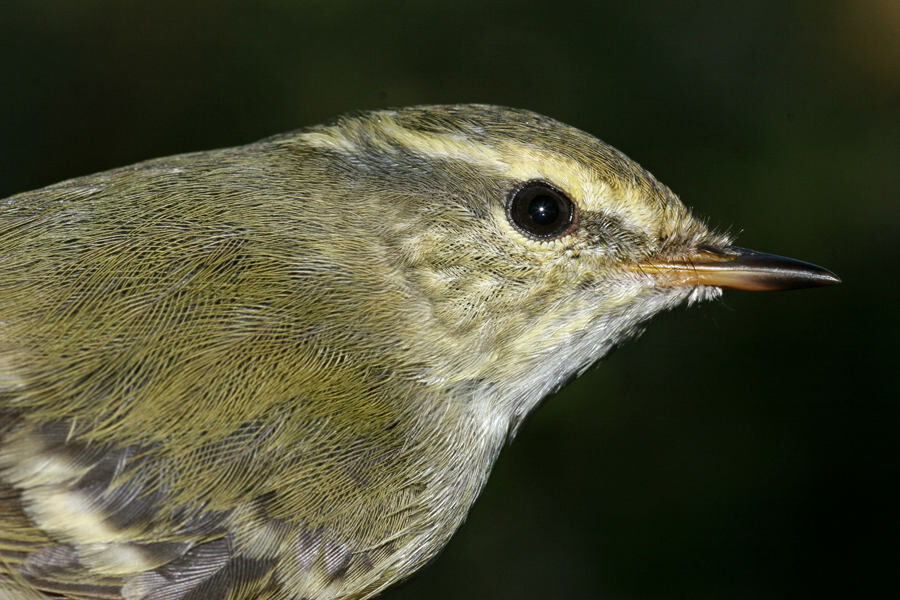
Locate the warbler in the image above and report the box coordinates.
[0,105,838,599]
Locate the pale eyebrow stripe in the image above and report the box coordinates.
[300,116,589,202]
[300,116,507,171]
[299,115,665,233]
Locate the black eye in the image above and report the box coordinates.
[507,181,578,239]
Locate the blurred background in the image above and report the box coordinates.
[1,1,896,598]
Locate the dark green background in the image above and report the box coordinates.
[1,1,896,598]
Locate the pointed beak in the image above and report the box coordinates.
[637,246,841,291]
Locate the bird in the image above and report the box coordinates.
[0,104,839,599]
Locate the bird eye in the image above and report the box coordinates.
[507,181,578,240]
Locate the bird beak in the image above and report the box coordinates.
[637,246,841,291]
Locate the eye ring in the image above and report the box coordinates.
[507,180,578,240]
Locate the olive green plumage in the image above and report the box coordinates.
[0,105,836,599]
